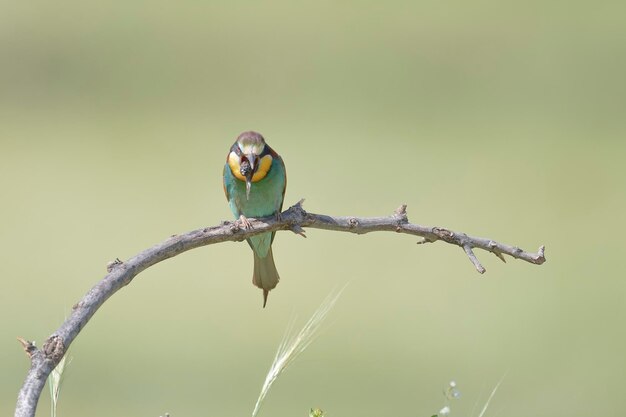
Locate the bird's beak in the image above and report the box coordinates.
[245,153,255,200]
[246,153,256,171]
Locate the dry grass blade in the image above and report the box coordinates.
[476,374,506,417]
[251,285,347,417]
[48,354,71,417]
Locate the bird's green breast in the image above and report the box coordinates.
[224,157,286,259]
[224,157,286,219]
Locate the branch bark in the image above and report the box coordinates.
[14,200,545,417]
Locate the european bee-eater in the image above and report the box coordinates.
[223,131,286,307]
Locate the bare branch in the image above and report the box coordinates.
[463,245,486,274]
[14,201,545,417]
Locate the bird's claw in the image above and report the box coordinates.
[238,215,253,229]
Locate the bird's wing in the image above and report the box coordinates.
[277,155,287,212]
[222,164,230,202]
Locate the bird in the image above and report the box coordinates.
[223,131,287,307]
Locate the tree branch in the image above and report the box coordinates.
[14,200,545,417]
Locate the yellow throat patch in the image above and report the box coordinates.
[228,152,273,182]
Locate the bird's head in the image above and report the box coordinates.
[227,131,274,199]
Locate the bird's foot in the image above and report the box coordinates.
[238,215,253,229]
[274,211,283,222]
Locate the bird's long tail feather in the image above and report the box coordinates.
[253,247,280,307]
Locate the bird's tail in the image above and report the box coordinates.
[253,247,280,308]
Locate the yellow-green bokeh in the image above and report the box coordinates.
[2,1,625,416]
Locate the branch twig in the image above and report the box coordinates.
[14,200,545,417]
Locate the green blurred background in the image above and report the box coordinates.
[2,1,625,416]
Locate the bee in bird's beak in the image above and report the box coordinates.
[239,153,258,200]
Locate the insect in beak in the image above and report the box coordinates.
[246,176,252,200]
[240,153,257,200]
